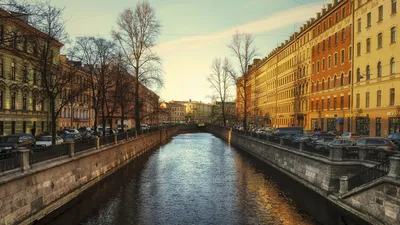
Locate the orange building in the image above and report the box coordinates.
[309,0,353,132]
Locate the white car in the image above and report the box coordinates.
[35,136,64,147]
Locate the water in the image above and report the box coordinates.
[38,133,370,225]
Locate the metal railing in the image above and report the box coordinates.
[302,145,330,157]
[117,132,126,142]
[342,147,359,160]
[269,136,281,145]
[75,139,97,153]
[282,139,300,150]
[365,148,397,163]
[30,144,69,164]
[100,135,115,146]
[0,152,20,172]
[347,160,390,191]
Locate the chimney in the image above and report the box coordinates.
[248,65,252,71]
[333,0,338,5]
[322,8,327,14]
[327,3,332,10]
[253,58,261,64]
[316,12,321,19]
[307,20,311,26]
[310,18,315,23]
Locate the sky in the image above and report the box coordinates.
[52,0,327,103]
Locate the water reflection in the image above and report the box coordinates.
[39,133,367,225]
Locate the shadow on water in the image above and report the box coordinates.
[36,133,371,225]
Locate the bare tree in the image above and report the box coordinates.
[227,31,258,130]
[112,0,163,130]
[69,37,116,136]
[207,57,233,126]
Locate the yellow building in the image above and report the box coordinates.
[352,0,399,136]
[172,100,215,123]
[0,8,62,136]
[159,102,186,123]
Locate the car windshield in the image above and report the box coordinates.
[65,134,75,138]
[38,136,52,141]
[2,136,19,143]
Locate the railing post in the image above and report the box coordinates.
[114,134,118,144]
[67,141,75,157]
[339,176,349,195]
[299,142,304,152]
[279,137,284,146]
[135,130,138,138]
[388,155,400,179]
[329,147,343,161]
[126,132,129,140]
[358,148,367,160]
[18,147,30,172]
[96,136,100,149]
[266,135,270,142]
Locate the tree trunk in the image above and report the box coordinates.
[134,66,140,131]
[222,101,226,126]
[50,97,56,145]
[121,99,125,132]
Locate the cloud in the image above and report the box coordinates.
[153,3,323,54]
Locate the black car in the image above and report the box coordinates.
[0,134,36,152]
[274,127,304,137]
[61,133,83,142]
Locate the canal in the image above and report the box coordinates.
[37,133,370,225]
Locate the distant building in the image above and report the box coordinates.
[159,102,186,123]
[171,100,216,123]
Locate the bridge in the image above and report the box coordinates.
[0,124,399,225]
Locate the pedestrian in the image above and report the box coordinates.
[30,126,36,138]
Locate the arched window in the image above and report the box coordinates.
[349,70,352,84]
[377,62,382,77]
[366,65,370,80]
[341,73,344,86]
[316,81,319,91]
[391,58,396,74]
[357,68,361,82]
[333,75,337,88]
[322,79,325,90]
[327,77,331,89]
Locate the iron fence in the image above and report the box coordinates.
[269,136,281,145]
[342,147,359,160]
[302,145,330,157]
[0,151,20,173]
[117,133,127,142]
[75,138,97,153]
[282,139,299,150]
[30,144,69,164]
[347,160,390,191]
[365,148,397,163]
[259,134,269,142]
[100,135,115,146]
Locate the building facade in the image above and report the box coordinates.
[0,9,62,136]
[309,0,353,132]
[172,100,215,123]
[159,102,186,123]
[352,0,399,136]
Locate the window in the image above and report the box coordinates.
[349,71,352,84]
[376,118,382,137]
[377,33,383,49]
[328,36,332,48]
[0,90,3,109]
[390,88,395,106]
[378,5,383,21]
[316,100,319,111]
[23,121,26,134]
[33,70,37,85]
[340,96,344,109]
[323,22,326,31]
[357,68,361,82]
[327,98,331,111]
[349,46,352,60]
[391,58,396,74]
[322,58,325,70]
[317,43,320,53]
[366,38,371,53]
[317,61,320,72]
[316,81,319,91]
[348,95,351,109]
[377,62,382,77]
[22,95,27,110]
[357,42,361,56]
[391,27,397,44]
[329,17,332,27]
[23,36,28,52]
[333,97,337,110]
[366,92,370,108]
[367,12,371,27]
[366,65,370,80]
[0,121,3,136]
[341,28,345,41]
[334,75,337,87]
[311,101,314,111]
[341,50,345,63]
[323,40,326,51]
[357,18,361,32]
[322,79,325,90]
[328,56,331,68]
[358,0,362,8]
[341,73,344,86]
[32,96,36,111]
[0,25,3,44]
[342,7,346,18]
[11,121,15,134]
[377,90,381,107]
[11,32,17,48]
[334,53,338,66]
[356,93,360,108]
[336,12,339,22]
[335,32,338,44]
[327,77,331,89]
[0,58,3,77]
[11,92,16,110]
[392,0,397,14]
[11,62,15,80]
[23,65,28,83]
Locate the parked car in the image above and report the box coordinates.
[273,127,304,137]
[80,131,93,140]
[35,135,64,147]
[292,135,312,144]
[340,132,361,140]
[0,134,36,152]
[354,137,399,152]
[328,139,355,149]
[61,133,83,142]
[307,137,336,149]
[387,133,400,147]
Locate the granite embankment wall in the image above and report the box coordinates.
[0,127,178,225]
[208,126,400,225]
